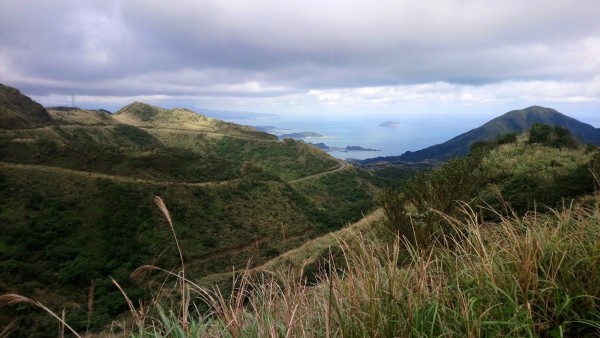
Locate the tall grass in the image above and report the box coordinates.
[2,195,600,337]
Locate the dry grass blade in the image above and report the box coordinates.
[110,276,142,330]
[59,308,65,338]
[131,264,164,279]
[154,196,189,332]
[86,280,94,334]
[0,319,17,338]
[154,195,173,226]
[154,196,184,275]
[0,294,35,306]
[0,294,82,338]
[131,265,205,293]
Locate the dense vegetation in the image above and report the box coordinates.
[2,85,599,337]
[3,125,599,337]
[380,129,599,244]
[0,93,381,336]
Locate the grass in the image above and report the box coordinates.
[3,126,597,336]
[4,193,599,337]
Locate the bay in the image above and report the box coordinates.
[224,115,460,160]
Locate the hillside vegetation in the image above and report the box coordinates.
[3,125,599,337]
[0,85,381,336]
[380,128,599,245]
[0,84,52,129]
[2,82,599,336]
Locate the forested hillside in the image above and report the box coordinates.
[0,84,381,336]
[10,126,594,337]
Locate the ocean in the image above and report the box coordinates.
[224,115,464,160]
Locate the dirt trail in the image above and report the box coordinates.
[288,159,350,183]
[1,159,370,278]
[0,157,350,186]
[0,161,239,187]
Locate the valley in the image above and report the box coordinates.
[0,84,383,336]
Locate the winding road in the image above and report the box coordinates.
[0,158,351,186]
[288,159,350,183]
[1,158,358,271]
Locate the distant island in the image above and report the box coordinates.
[280,131,322,138]
[311,142,380,152]
[278,131,337,139]
[378,121,401,128]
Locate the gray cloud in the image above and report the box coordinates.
[1,0,599,112]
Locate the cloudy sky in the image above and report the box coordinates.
[1,0,599,124]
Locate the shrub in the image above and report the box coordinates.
[379,157,489,245]
[528,123,578,149]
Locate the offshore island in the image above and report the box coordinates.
[265,130,380,152]
[310,142,380,152]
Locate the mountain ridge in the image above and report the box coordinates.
[0,83,53,129]
[361,106,600,164]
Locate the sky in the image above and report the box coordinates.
[1,0,599,126]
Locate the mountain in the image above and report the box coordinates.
[113,102,273,140]
[0,84,381,336]
[362,106,600,164]
[47,106,117,126]
[0,83,53,129]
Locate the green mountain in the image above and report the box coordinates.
[362,106,600,164]
[0,84,381,336]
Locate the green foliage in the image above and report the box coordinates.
[292,168,378,230]
[0,96,376,335]
[481,142,597,212]
[4,178,600,337]
[0,160,377,335]
[113,124,161,147]
[213,136,338,181]
[470,132,517,157]
[366,163,431,189]
[380,133,598,249]
[2,123,336,184]
[379,157,489,245]
[44,196,600,338]
[528,123,579,149]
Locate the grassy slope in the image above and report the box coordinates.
[480,138,599,211]
[0,104,379,336]
[3,106,599,336]
[49,141,600,337]
[147,142,599,337]
[0,84,53,129]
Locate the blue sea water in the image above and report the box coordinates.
[225,115,463,160]
[209,103,600,160]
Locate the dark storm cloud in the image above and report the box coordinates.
[0,0,599,108]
